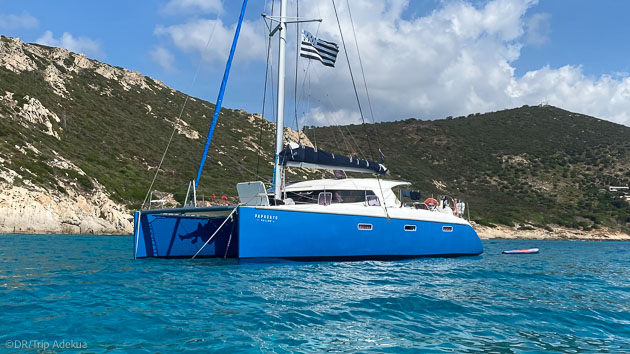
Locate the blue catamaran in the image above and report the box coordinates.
[133,0,483,260]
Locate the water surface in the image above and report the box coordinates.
[1,235,629,352]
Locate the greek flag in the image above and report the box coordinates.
[300,30,339,67]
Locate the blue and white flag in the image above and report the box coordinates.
[300,30,339,67]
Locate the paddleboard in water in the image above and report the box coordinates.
[502,248,539,254]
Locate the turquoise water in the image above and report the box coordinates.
[1,235,629,352]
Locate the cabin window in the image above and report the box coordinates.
[286,190,377,205]
[404,225,416,231]
[318,192,332,206]
[442,226,453,232]
[366,195,381,206]
[358,223,373,230]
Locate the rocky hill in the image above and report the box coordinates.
[0,35,321,234]
[307,106,630,234]
[0,35,628,236]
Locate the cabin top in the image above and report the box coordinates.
[285,178,410,192]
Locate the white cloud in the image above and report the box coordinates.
[508,66,630,125]
[36,31,103,59]
[526,13,551,45]
[151,0,629,127]
[0,12,39,29]
[150,46,176,71]
[154,18,265,63]
[303,107,362,127]
[161,0,222,15]
[292,0,630,127]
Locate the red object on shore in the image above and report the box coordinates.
[212,193,216,202]
[221,195,228,205]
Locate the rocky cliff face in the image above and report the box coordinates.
[0,36,318,234]
[1,35,627,236]
[0,184,132,234]
[0,145,132,234]
[0,37,147,234]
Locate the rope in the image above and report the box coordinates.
[256,0,276,178]
[191,186,269,259]
[345,0,383,148]
[332,0,389,221]
[331,0,375,161]
[223,216,236,258]
[221,148,270,182]
[316,90,358,157]
[293,0,301,146]
[192,206,238,259]
[141,3,224,209]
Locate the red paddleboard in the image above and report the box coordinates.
[502,248,539,254]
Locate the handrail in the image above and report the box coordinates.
[140,205,236,215]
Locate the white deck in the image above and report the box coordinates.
[240,178,470,226]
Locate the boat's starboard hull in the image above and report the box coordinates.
[237,206,483,258]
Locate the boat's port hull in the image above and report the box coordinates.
[133,207,238,258]
[133,206,483,259]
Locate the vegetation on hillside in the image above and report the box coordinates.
[1,37,628,234]
[0,39,320,208]
[306,106,630,233]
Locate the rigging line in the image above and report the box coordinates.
[295,21,319,141]
[343,0,388,222]
[141,2,224,210]
[254,39,272,178]
[342,120,365,159]
[298,22,321,105]
[309,65,354,155]
[293,20,324,148]
[192,207,238,259]
[221,148,271,183]
[331,0,375,161]
[303,66,321,151]
[256,0,276,179]
[309,34,361,159]
[319,92,354,156]
[293,16,321,147]
[293,0,301,146]
[319,88,362,159]
[345,0,383,149]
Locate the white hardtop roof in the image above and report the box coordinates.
[284,178,410,192]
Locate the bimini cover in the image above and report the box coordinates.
[279,145,387,175]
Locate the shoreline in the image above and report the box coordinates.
[475,224,630,241]
[0,232,131,236]
[2,225,629,241]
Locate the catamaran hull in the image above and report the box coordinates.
[237,206,482,259]
[134,206,482,259]
[133,207,238,258]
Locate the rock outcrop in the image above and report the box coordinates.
[475,224,630,240]
[0,146,133,234]
[0,183,133,234]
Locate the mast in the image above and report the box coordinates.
[194,0,249,191]
[273,0,288,200]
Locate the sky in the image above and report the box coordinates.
[2,0,630,128]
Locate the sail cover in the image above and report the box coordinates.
[279,145,387,175]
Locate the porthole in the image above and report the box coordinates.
[404,225,417,231]
[358,223,373,230]
[442,226,453,232]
